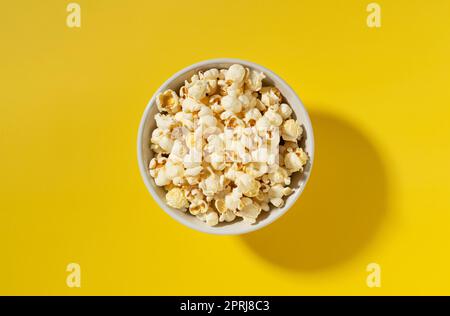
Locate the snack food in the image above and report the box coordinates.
[148,64,308,226]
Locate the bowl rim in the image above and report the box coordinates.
[137,58,315,235]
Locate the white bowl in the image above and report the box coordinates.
[137,58,314,235]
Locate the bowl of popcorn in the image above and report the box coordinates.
[137,59,314,235]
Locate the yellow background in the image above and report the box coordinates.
[1,0,450,295]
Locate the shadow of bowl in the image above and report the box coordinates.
[241,110,389,271]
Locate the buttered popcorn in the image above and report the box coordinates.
[148,64,308,226]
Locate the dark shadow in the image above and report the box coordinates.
[241,110,389,271]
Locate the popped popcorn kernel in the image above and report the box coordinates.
[156,89,180,114]
[166,188,188,209]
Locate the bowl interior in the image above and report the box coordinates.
[138,59,314,235]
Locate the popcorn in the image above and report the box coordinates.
[165,160,184,180]
[284,148,308,173]
[244,162,268,178]
[155,113,176,130]
[260,87,282,107]
[264,109,283,127]
[199,173,222,197]
[197,210,219,226]
[166,188,188,209]
[182,98,202,113]
[244,108,262,126]
[214,199,227,213]
[219,210,236,222]
[188,80,208,100]
[203,68,220,80]
[278,103,293,119]
[238,91,257,111]
[158,135,174,153]
[169,140,188,162]
[255,116,271,132]
[189,199,208,215]
[235,172,261,197]
[205,211,219,226]
[210,152,226,170]
[185,166,203,177]
[155,170,170,186]
[225,64,246,86]
[198,114,217,127]
[151,128,165,145]
[148,64,309,226]
[268,165,290,185]
[281,119,302,142]
[245,69,265,91]
[224,188,242,212]
[235,198,261,224]
[156,89,180,114]
[260,202,270,212]
[269,184,285,199]
[221,93,243,113]
[270,197,284,208]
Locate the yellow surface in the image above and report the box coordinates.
[1,0,450,295]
